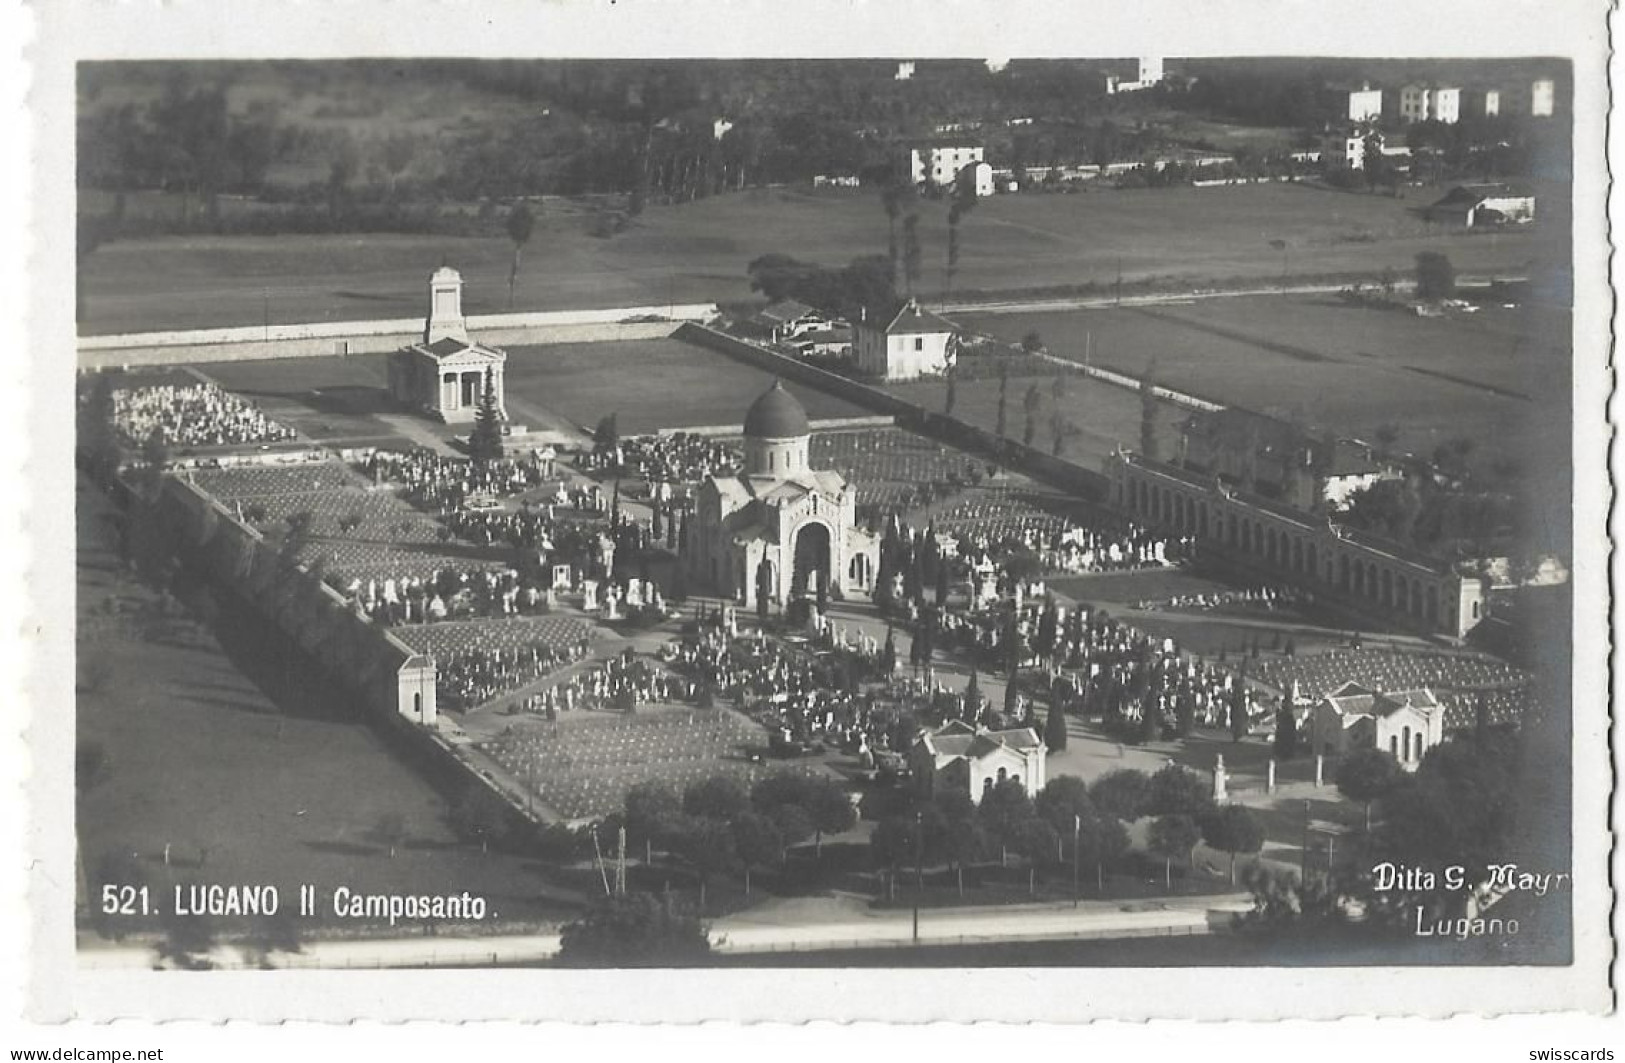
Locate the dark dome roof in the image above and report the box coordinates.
[743,380,810,438]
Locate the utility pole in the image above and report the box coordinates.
[1301,799,1311,883]
[912,809,923,944]
[1072,814,1081,908]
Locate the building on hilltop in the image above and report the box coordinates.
[387,266,508,424]
[1530,77,1556,116]
[1398,83,1462,124]
[854,298,961,381]
[681,381,878,610]
[1342,82,1385,122]
[907,142,992,195]
[909,719,1048,803]
[1105,56,1165,95]
[1308,680,1444,768]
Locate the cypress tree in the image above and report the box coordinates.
[469,368,505,463]
[1044,700,1068,752]
[1273,690,1298,759]
[1230,672,1250,743]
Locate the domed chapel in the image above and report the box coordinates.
[682,381,880,610]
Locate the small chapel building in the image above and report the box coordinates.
[909,720,1048,804]
[1308,680,1444,770]
[682,381,879,609]
[387,266,508,424]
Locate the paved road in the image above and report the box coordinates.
[77,891,1251,970]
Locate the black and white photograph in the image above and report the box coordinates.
[10,0,1616,1044]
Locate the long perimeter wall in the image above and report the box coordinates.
[78,304,719,369]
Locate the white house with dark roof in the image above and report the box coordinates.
[1308,680,1443,769]
[909,720,1047,803]
[854,298,961,381]
[682,381,878,608]
[1426,184,1536,228]
[387,267,508,424]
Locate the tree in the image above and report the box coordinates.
[881,625,898,674]
[1199,804,1266,884]
[1091,768,1152,821]
[468,369,505,463]
[1273,692,1299,760]
[624,780,684,858]
[682,775,750,823]
[1148,813,1200,890]
[1335,747,1404,830]
[593,412,621,457]
[755,558,773,625]
[1022,331,1045,353]
[557,893,711,967]
[945,166,979,298]
[1368,733,1519,916]
[944,365,958,417]
[995,363,1010,438]
[869,814,919,874]
[1415,251,1456,301]
[1035,776,1093,837]
[505,201,536,309]
[977,777,1038,866]
[901,212,923,296]
[881,185,904,285]
[804,777,857,855]
[1139,370,1160,462]
[731,811,783,895]
[1022,383,1042,448]
[1043,701,1069,752]
[1229,674,1250,743]
[1146,763,1213,818]
[1362,129,1391,193]
[670,815,740,912]
[964,667,984,716]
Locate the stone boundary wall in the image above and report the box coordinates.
[156,474,432,719]
[78,305,716,369]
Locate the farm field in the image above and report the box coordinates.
[75,478,584,938]
[79,180,1550,335]
[957,294,1571,476]
[197,335,869,444]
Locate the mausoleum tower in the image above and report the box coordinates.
[426,265,469,345]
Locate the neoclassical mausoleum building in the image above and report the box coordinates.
[683,382,878,609]
[388,266,508,424]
